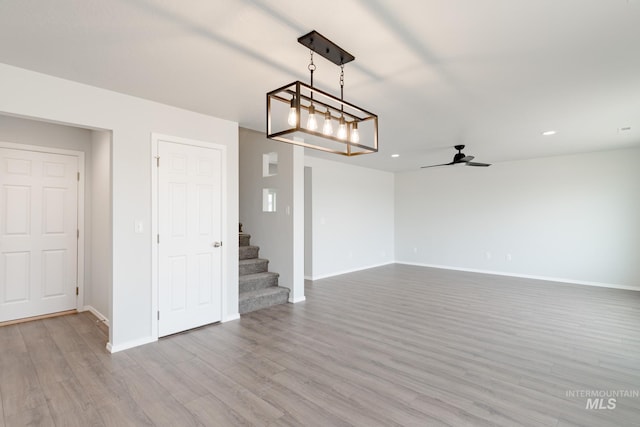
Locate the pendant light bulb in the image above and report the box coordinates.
[337,116,347,140]
[350,122,360,143]
[322,111,333,135]
[306,104,318,131]
[287,98,297,126]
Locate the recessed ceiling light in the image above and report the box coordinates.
[391,154,400,158]
[542,130,557,136]
[618,126,632,133]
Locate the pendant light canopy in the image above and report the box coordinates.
[267,31,378,156]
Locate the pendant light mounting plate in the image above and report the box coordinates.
[297,30,355,66]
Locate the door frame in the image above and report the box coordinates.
[150,133,227,340]
[0,141,86,313]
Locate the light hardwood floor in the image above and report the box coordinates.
[1,264,639,426]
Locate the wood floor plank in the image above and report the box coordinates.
[176,358,284,426]
[259,381,353,427]
[18,321,75,386]
[184,394,251,427]
[48,407,105,427]
[40,377,96,421]
[43,316,88,354]
[3,404,55,427]
[70,363,140,412]
[136,357,209,406]
[115,367,202,427]
[95,402,154,427]
[0,324,27,355]
[0,356,47,418]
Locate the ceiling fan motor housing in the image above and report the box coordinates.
[453,144,466,162]
[453,152,466,162]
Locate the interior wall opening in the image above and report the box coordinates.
[0,114,113,333]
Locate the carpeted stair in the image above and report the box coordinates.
[239,233,289,314]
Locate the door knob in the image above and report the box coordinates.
[213,241,222,247]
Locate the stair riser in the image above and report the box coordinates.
[239,290,289,314]
[239,234,251,247]
[239,260,268,275]
[239,246,259,260]
[240,275,279,293]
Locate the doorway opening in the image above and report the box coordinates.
[0,114,112,334]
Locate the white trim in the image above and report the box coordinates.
[150,133,228,340]
[222,313,240,322]
[309,262,394,281]
[77,152,86,310]
[0,141,84,157]
[396,261,640,292]
[304,276,313,281]
[151,137,159,340]
[289,296,306,303]
[81,305,110,327]
[0,141,86,313]
[107,336,157,353]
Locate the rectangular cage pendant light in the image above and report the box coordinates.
[266,31,378,156]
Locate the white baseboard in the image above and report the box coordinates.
[289,296,306,303]
[309,261,394,281]
[107,336,157,353]
[222,313,240,322]
[396,261,640,292]
[81,305,110,327]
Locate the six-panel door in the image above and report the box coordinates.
[157,140,223,336]
[0,148,79,322]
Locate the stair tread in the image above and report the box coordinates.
[239,286,289,301]
[239,258,268,264]
[239,272,279,281]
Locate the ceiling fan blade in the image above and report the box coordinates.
[420,162,455,169]
[421,146,489,169]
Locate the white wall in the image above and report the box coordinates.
[239,128,304,302]
[304,156,395,279]
[89,130,111,322]
[0,63,239,351]
[395,147,640,289]
[304,167,313,277]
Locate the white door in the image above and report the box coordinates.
[157,140,223,337]
[0,148,79,322]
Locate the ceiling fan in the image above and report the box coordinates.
[421,145,491,168]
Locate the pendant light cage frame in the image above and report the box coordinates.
[266,31,378,156]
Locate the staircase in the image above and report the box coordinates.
[239,232,290,314]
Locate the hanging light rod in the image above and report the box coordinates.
[266,30,378,156]
[297,30,355,66]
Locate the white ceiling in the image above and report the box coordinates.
[1,0,639,171]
